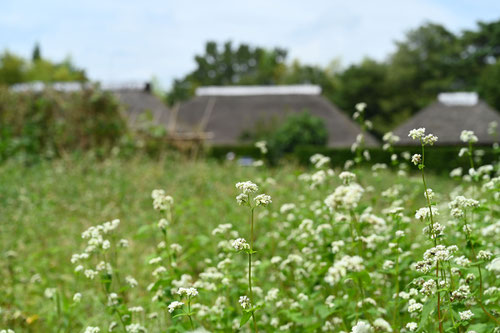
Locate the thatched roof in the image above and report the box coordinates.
[393,93,500,145]
[177,86,378,147]
[111,88,173,128]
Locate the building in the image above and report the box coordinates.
[393,92,500,145]
[176,85,378,147]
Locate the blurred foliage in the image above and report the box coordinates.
[168,19,500,136]
[0,44,86,86]
[0,87,126,162]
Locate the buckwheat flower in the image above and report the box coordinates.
[451,285,471,301]
[128,306,144,313]
[149,257,162,265]
[254,194,272,206]
[232,238,250,251]
[411,154,421,165]
[84,327,100,333]
[212,223,233,235]
[424,188,434,200]
[236,193,248,206]
[44,288,56,299]
[170,243,182,253]
[406,322,418,331]
[167,301,183,313]
[255,141,268,154]
[423,134,438,145]
[324,183,364,210]
[395,230,405,238]
[455,256,471,267]
[119,239,129,248]
[125,323,146,333]
[102,240,110,250]
[73,292,82,303]
[331,240,345,254]
[477,250,492,260]
[265,288,279,302]
[460,130,478,143]
[177,287,198,297]
[450,167,463,177]
[84,269,98,280]
[339,171,356,184]
[239,295,251,309]
[373,318,392,332]
[351,320,372,333]
[415,207,438,220]
[420,279,437,295]
[486,258,500,273]
[152,266,167,277]
[125,276,138,288]
[74,265,84,273]
[409,128,426,140]
[235,181,258,194]
[407,299,423,313]
[158,218,169,230]
[383,132,400,145]
[383,260,394,270]
[459,310,474,321]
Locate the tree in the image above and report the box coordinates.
[0,52,26,85]
[32,43,42,62]
[167,41,288,105]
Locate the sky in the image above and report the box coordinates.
[1,0,500,88]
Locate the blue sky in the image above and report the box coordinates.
[1,0,500,88]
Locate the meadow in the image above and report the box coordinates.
[0,131,499,333]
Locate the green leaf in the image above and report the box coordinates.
[418,300,435,331]
[173,313,188,319]
[240,311,252,327]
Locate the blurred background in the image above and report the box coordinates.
[1,0,499,166]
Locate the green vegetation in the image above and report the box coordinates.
[0,44,86,86]
[0,137,499,331]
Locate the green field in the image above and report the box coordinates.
[0,151,499,332]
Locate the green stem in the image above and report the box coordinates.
[249,208,258,333]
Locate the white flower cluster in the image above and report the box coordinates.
[232,238,250,251]
[325,255,364,286]
[125,323,147,333]
[408,128,438,145]
[411,154,421,165]
[460,130,478,143]
[255,140,268,154]
[167,301,184,313]
[254,194,272,206]
[239,295,251,309]
[350,320,372,333]
[177,287,198,298]
[310,153,331,168]
[414,207,438,220]
[151,189,174,211]
[324,183,364,210]
[235,181,258,194]
[84,327,100,333]
[459,309,474,321]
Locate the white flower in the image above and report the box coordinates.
[44,288,56,299]
[373,318,392,332]
[406,322,418,331]
[255,141,268,154]
[158,218,169,230]
[73,292,82,302]
[177,287,198,297]
[84,327,100,333]
[423,134,438,145]
[232,238,250,251]
[325,255,364,286]
[409,128,426,140]
[415,207,438,220]
[239,295,251,309]
[168,301,184,313]
[126,276,138,288]
[128,306,144,313]
[460,130,478,143]
[84,269,98,280]
[459,310,474,321]
[324,183,364,210]
[235,181,258,194]
[125,323,146,333]
[477,250,492,260]
[254,194,272,206]
[355,102,367,112]
[339,171,356,184]
[351,320,372,333]
[411,154,421,165]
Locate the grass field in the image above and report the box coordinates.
[0,147,499,332]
